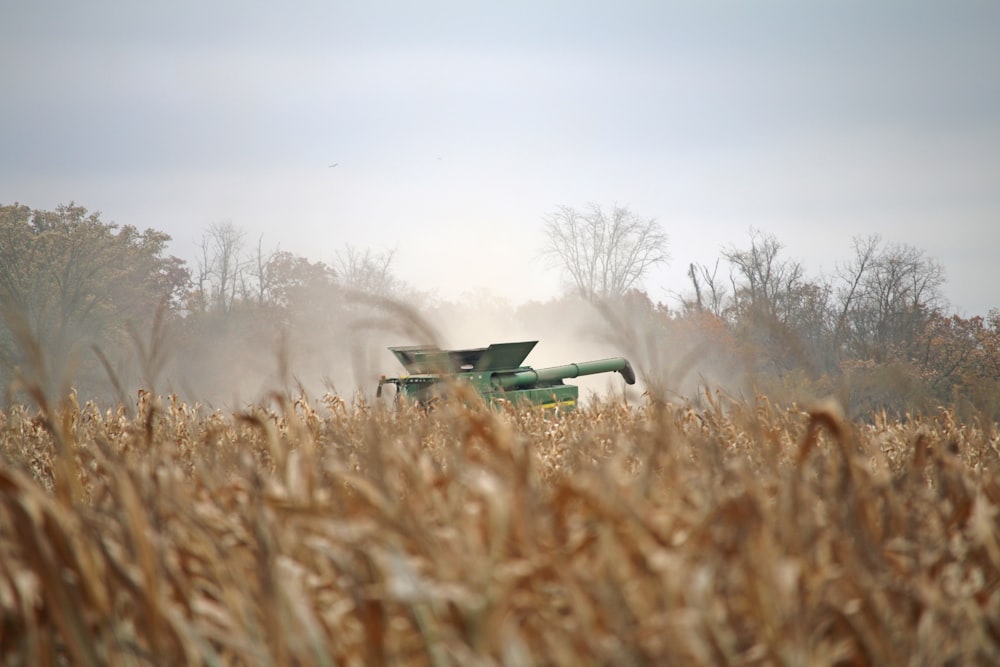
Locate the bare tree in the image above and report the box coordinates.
[720,229,844,375]
[246,235,279,306]
[837,235,945,361]
[333,245,401,298]
[833,235,880,348]
[685,260,728,316]
[542,203,669,300]
[723,229,804,324]
[196,222,246,313]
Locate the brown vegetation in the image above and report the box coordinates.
[1,387,999,665]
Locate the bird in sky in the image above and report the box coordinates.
[328,163,338,168]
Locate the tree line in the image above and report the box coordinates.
[1,201,997,419]
[0,204,406,406]
[625,228,997,420]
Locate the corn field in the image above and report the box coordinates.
[1,385,999,665]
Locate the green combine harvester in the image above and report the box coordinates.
[377,341,636,410]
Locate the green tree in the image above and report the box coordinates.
[261,250,337,310]
[0,203,189,401]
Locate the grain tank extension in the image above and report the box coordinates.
[377,341,635,410]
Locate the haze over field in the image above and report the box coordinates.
[2,1,998,316]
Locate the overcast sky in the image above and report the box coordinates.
[2,1,998,316]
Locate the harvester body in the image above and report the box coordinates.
[377,341,635,410]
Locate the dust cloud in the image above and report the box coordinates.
[153,288,749,410]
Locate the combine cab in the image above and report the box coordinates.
[377,341,635,410]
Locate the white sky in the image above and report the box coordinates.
[2,1,998,316]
